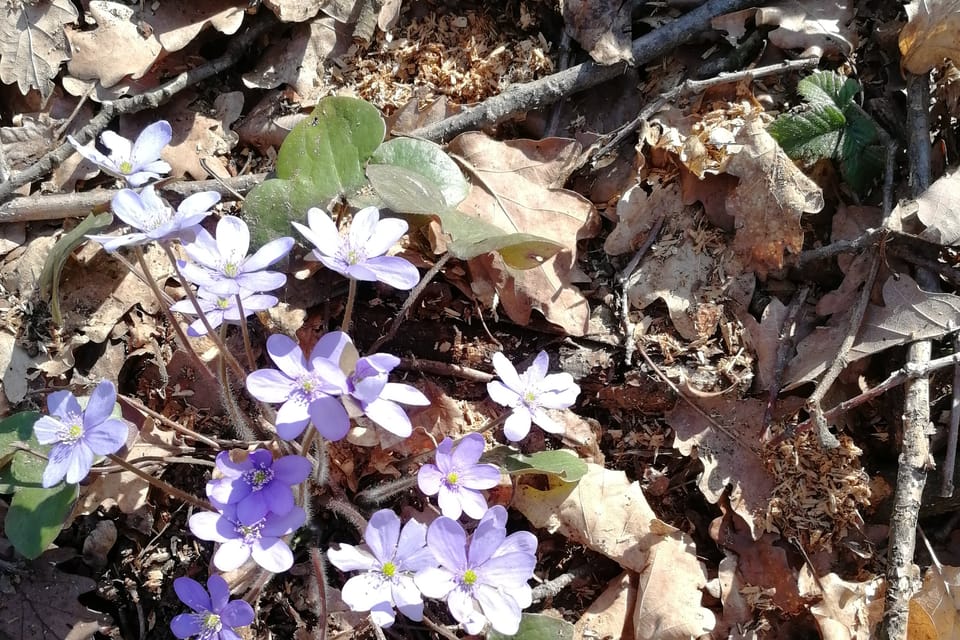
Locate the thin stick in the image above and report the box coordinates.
[762,285,809,438]
[106,453,212,511]
[942,332,960,497]
[369,253,451,353]
[117,393,220,448]
[618,214,666,366]
[397,357,493,382]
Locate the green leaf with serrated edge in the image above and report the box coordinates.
[370,137,470,208]
[839,106,883,195]
[40,211,112,325]
[484,446,588,482]
[244,96,386,246]
[486,613,575,640]
[5,482,78,559]
[366,164,563,269]
[0,411,43,492]
[797,71,860,110]
[768,103,846,164]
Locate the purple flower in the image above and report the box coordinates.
[68,120,172,187]
[179,215,293,296]
[206,449,311,525]
[327,510,437,628]
[486,351,580,442]
[33,380,129,488]
[245,334,351,441]
[292,206,420,290]
[87,186,220,252]
[415,505,537,635]
[417,434,500,519]
[189,503,305,573]
[170,574,254,640]
[170,288,278,337]
[308,331,430,438]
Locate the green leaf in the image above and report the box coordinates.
[39,212,112,325]
[486,613,575,640]
[839,106,883,195]
[797,71,860,110]
[0,411,43,492]
[366,164,563,269]
[485,446,588,482]
[244,96,386,245]
[5,482,78,559]
[370,137,469,208]
[768,103,846,164]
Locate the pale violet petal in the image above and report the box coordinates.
[531,408,564,434]
[414,567,456,599]
[349,206,381,247]
[449,433,485,468]
[475,585,522,635]
[491,352,523,392]
[243,236,293,272]
[503,409,532,442]
[379,382,429,406]
[251,537,293,572]
[361,256,419,290]
[362,399,412,437]
[327,543,378,572]
[417,464,443,496]
[365,217,408,257]
[130,120,172,167]
[366,509,401,563]
[341,572,392,614]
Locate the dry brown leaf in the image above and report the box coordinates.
[145,0,245,53]
[66,1,162,88]
[263,0,324,23]
[561,0,633,65]
[909,565,960,639]
[900,0,960,75]
[757,1,857,58]
[666,395,776,539]
[514,463,715,638]
[0,0,78,98]
[604,181,681,256]
[799,567,884,640]
[724,116,824,277]
[737,297,786,392]
[898,169,960,245]
[236,92,309,153]
[574,572,636,640]
[785,274,960,388]
[242,16,352,102]
[446,133,600,336]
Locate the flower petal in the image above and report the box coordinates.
[437,486,463,519]
[274,400,310,439]
[503,409,532,442]
[417,464,443,496]
[491,352,523,393]
[349,206,381,247]
[365,217,409,256]
[302,208,342,255]
[63,442,95,484]
[33,416,64,445]
[83,380,117,427]
[236,270,286,293]
[236,492,269,524]
[531,408,564,434]
[362,398,412,437]
[414,567,457,599]
[111,189,154,231]
[486,380,520,408]
[178,190,221,217]
[360,256,419,290]
[426,517,467,572]
[340,572,392,613]
[183,227,221,270]
[365,509,401,562]
[459,463,500,490]
[206,574,230,612]
[272,454,312,485]
[130,120,172,167]
[170,613,202,638]
[216,215,250,262]
[458,489,490,520]
[188,511,232,543]
[264,334,308,379]
[220,599,255,627]
[447,587,482,629]
[174,576,212,612]
[526,351,550,383]
[41,446,69,488]
[214,539,252,571]
[308,396,350,441]
[379,382,429,406]
[475,584,522,635]
[243,236,294,272]
[327,543,378,572]
[99,130,133,163]
[467,505,507,566]
[261,506,305,537]
[245,368,295,403]
[252,537,293,572]
[83,418,128,455]
[395,518,428,565]
[449,433,484,468]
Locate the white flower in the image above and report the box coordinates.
[68,121,172,186]
[486,351,580,441]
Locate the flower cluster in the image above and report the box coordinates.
[189,449,310,573]
[329,506,536,635]
[246,331,429,441]
[44,122,589,639]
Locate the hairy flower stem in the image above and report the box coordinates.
[133,246,212,381]
[308,549,328,640]
[242,567,276,605]
[341,278,357,332]
[300,427,329,486]
[161,241,246,379]
[217,324,258,441]
[355,474,418,505]
[318,495,368,535]
[106,453,213,511]
[234,293,257,370]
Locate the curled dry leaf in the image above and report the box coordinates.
[908,565,960,639]
[799,566,884,640]
[900,0,960,75]
[149,90,243,180]
[66,1,162,88]
[736,296,787,392]
[446,133,600,336]
[604,181,681,256]
[573,572,635,640]
[757,0,857,58]
[898,168,960,245]
[561,0,633,65]
[513,463,715,639]
[144,0,246,53]
[725,116,824,277]
[0,0,78,98]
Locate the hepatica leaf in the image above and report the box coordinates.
[487,613,575,640]
[485,446,588,482]
[40,211,112,325]
[244,96,385,245]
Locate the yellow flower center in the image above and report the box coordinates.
[382,561,397,578]
[462,569,478,586]
[446,471,459,486]
[119,160,133,174]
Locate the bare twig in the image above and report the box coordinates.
[943,332,960,497]
[531,563,594,602]
[106,453,212,512]
[762,285,809,438]
[881,71,933,640]
[0,15,277,202]
[397,357,494,382]
[406,0,761,142]
[369,253,452,353]
[618,214,666,365]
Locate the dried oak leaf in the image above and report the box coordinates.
[446,133,600,336]
[736,296,787,392]
[574,572,636,640]
[144,0,245,53]
[667,395,779,539]
[0,549,110,639]
[757,0,857,58]
[784,274,960,388]
[908,565,960,639]
[0,0,78,98]
[242,16,353,102]
[901,168,960,245]
[799,566,884,640]
[561,0,633,65]
[900,0,960,75]
[725,116,824,277]
[513,463,715,639]
[604,181,682,256]
[66,1,162,88]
